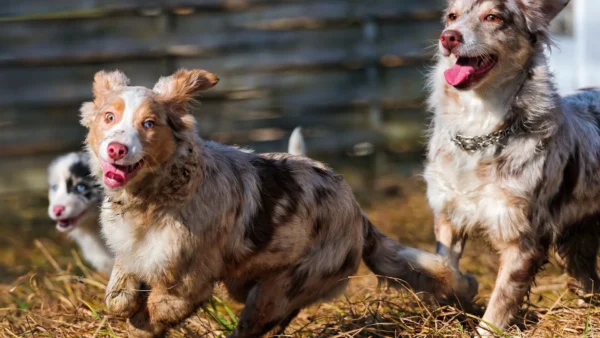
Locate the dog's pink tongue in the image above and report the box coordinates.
[101,161,127,188]
[444,57,477,86]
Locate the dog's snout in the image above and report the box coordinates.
[440,30,463,53]
[52,205,65,217]
[107,142,128,161]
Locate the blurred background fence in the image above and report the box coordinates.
[0,0,447,195]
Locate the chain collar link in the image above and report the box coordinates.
[451,124,521,153]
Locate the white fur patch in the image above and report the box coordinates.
[99,87,147,165]
[101,206,181,283]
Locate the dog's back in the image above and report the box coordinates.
[562,89,600,120]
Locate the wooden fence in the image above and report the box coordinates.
[0,0,444,194]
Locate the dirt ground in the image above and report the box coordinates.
[1,175,599,337]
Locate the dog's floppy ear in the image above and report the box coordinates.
[153,69,219,113]
[93,70,129,100]
[153,69,219,131]
[519,0,569,46]
[541,0,570,21]
[520,0,570,25]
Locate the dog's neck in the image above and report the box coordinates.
[429,52,561,142]
[104,134,205,210]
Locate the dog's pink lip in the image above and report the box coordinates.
[444,54,498,88]
[101,159,144,189]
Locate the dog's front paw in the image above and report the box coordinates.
[127,307,166,338]
[105,274,142,317]
[474,325,498,338]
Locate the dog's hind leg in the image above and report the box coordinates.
[227,276,298,338]
[273,309,301,335]
[477,240,548,336]
[556,223,600,301]
[229,264,352,338]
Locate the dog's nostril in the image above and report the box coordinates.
[107,142,129,160]
[53,205,65,217]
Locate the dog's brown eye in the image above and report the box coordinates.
[448,13,458,21]
[105,112,115,123]
[484,14,502,23]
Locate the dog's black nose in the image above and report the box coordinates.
[440,30,463,53]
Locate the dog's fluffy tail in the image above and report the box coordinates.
[288,127,306,156]
[361,214,477,302]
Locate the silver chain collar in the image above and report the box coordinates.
[451,124,521,153]
[450,73,531,153]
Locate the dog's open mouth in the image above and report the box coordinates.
[101,160,144,189]
[56,212,85,232]
[444,55,498,88]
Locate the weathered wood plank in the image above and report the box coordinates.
[378,66,429,105]
[0,0,164,18]
[0,13,440,67]
[1,0,444,21]
[0,62,426,106]
[377,21,441,59]
[0,61,168,106]
[0,15,167,65]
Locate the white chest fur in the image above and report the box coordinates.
[425,130,542,243]
[101,205,182,282]
[425,67,545,242]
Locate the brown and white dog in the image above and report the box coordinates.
[80,69,476,337]
[425,0,600,335]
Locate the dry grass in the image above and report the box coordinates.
[1,176,599,337]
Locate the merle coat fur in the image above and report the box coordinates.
[425,0,599,334]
